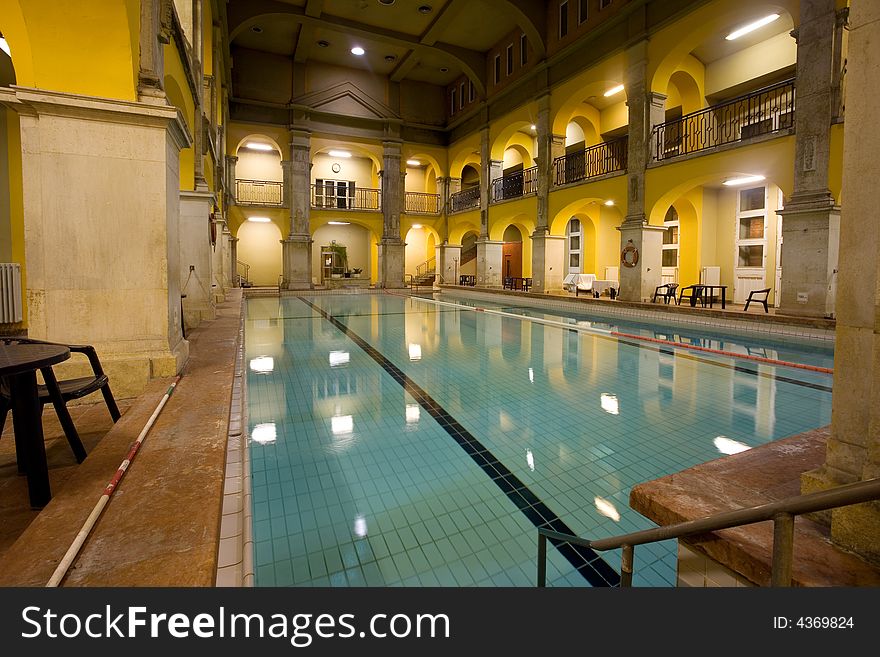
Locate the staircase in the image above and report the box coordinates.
[410,257,436,289]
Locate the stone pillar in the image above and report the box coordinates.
[479,127,491,238]
[531,93,564,293]
[211,212,229,302]
[800,0,880,563]
[550,133,565,185]
[229,235,239,287]
[777,0,840,319]
[281,157,292,209]
[179,189,217,328]
[281,130,312,290]
[436,243,461,285]
[138,0,167,104]
[435,177,450,216]
[617,42,666,302]
[530,233,566,292]
[476,240,504,287]
[2,87,190,397]
[378,140,405,288]
[225,155,238,206]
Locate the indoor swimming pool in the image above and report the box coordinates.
[245,292,834,587]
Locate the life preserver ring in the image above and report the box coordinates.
[621,244,639,267]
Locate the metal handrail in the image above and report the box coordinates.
[450,186,480,213]
[236,260,251,288]
[652,77,795,161]
[537,477,880,587]
[405,191,441,214]
[491,165,538,202]
[311,184,381,211]
[553,137,628,186]
[416,256,436,278]
[235,178,283,205]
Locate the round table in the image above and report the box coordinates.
[0,342,70,507]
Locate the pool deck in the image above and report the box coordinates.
[0,287,871,587]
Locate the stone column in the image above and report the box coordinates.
[179,189,217,328]
[281,130,313,290]
[476,240,504,287]
[138,0,167,104]
[225,155,238,207]
[211,212,229,302]
[531,93,563,292]
[229,236,239,287]
[800,0,880,562]
[378,140,405,288]
[2,87,190,397]
[478,127,491,237]
[550,133,565,184]
[435,177,450,216]
[436,243,461,286]
[777,0,840,318]
[281,157,292,209]
[617,42,666,302]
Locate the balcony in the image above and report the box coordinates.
[311,184,381,211]
[235,179,283,206]
[491,166,538,202]
[404,191,441,214]
[553,137,628,186]
[653,78,795,161]
[450,186,480,213]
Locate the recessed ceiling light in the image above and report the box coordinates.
[248,216,271,223]
[328,150,352,158]
[350,46,365,56]
[245,142,274,151]
[604,200,615,206]
[418,5,433,13]
[725,14,780,40]
[406,159,421,166]
[378,0,395,5]
[384,54,397,62]
[411,224,423,229]
[603,84,625,97]
[723,175,765,186]
[440,67,449,73]
[317,40,330,48]
[328,221,350,225]
[251,25,263,33]
[529,124,536,131]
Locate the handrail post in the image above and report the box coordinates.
[537,533,547,587]
[620,544,634,587]
[771,512,794,587]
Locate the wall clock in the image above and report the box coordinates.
[331,163,341,173]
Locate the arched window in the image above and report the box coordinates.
[662,206,679,275]
[566,218,581,273]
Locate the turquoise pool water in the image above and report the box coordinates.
[245,293,833,587]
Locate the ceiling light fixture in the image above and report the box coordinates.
[384,54,397,62]
[350,46,365,56]
[406,159,421,166]
[725,14,780,40]
[411,224,423,229]
[529,124,536,131]
[418,5,433,13]
[379,0,395,5]
[251,25,263,33]
[328,221,350,225]
[603,84,625,97]
[604,200,615,206]
[328,149,352,158]
[245,142,275,151]
[317,40,330,48]
[248,216,271,223]
[439,67,449,73]
[723,174,765,186]
[0,37,10,58]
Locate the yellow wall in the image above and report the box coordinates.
[3,108,26,327]
[164,39,195,191]
[312,154,375,187]
[405,166,426,192]
[236,220,282,286]
[312,223,374,282]
[705,32,796,97]
[236,150,283,181]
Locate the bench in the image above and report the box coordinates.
[744,287,771,313]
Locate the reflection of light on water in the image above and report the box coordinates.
[528,367,534,383]
[526,449,535,472]
[499,411,514,431]
[600,393,619,415]
[251,423,277,445]
[714,436,751,455]
[249,356,274,373]
[331,415,353,434]
[594,496,621,522]
[329,351,350,367]
[409,344,422,361]
[406,404,420,424]
[354,515,368,537]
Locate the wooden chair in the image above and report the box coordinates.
[744,288,771,313]
[0,338,121,463]
[652,283,679,304]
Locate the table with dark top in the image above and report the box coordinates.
[0,342,70,507]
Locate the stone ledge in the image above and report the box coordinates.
[629,427,880,587]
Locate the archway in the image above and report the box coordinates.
[459,231,479,277]
[312,221,375,284]
[501,225,524,279]
[404,224,442,276]
[236,220,283,286]
[234,136,284,204]
[0,34,18,265]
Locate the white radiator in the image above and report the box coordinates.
[701,266,721,286]
[0,263,23,323]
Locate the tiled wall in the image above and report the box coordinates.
[677,543,755,587]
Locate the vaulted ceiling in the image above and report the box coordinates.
[226,0,547,98]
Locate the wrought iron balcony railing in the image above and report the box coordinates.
[405,191,441,214]
[553,137,628,186]
[311,185,381,211]
[653,78,796,161]
[235,179,283,206]
[491,166,538,202]
[450,186,480,213]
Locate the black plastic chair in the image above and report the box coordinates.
[678,284,706,307]
[652,283,679,304]
[0,338,121,463]
[744,288,771,313]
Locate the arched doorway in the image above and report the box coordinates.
[502,225,524,279]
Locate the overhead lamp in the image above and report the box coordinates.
[350,46,365,56]
[725,14,780,41]
[604,200,615,206]
[411,224,423,229]
[328,221,350,225]
[440,67,449,73]
[723,175,765,186]
[251,26,263,34]
[316,40,330,48]
[418,5,433,14]
[603,84,624,97]
[406,159,421,166]
[530,124,536,131]
[328,149,352,158]
[245,142,274,151]
[248,216,271,223]
[0,37,10,58]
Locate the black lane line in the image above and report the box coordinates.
[261,308,463,322]
[299,297,620,587]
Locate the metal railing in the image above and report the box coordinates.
[405,191,441,214]
[311,185,381,211]
[236,260,251,288]
[553,137,628,186]
[653,78,796,161]
[491,166,538,202]
[537,476,880,587]
[416,256,435,278]
[235,179,283,206]
[450,186,480,213]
